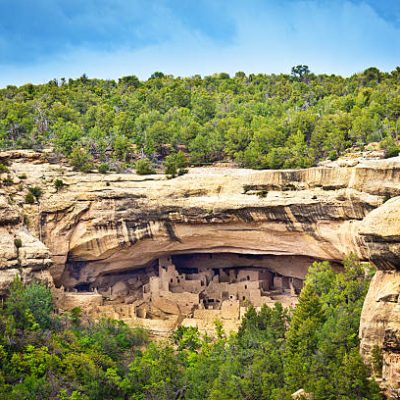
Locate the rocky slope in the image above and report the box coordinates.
[0,186,52,292]
[0,150,400,389]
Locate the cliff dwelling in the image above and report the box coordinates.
[57,253,319,335]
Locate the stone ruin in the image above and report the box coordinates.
[56,253,308,336]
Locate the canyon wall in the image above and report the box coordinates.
[0,168,52,293]
[1,151,400,388]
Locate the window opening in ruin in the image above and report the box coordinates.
[74,283,91,292]
[247,275,250,281]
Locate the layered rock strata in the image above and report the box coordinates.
[0,151,400,387]
[0,194,52,293]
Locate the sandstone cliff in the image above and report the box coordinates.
[0,150,400,388]
[0,191,52,293]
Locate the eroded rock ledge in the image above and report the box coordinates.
[1,151,400,388]
[0,194,52,293]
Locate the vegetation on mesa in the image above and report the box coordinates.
[0,66,399,175]
[0,256,383,399]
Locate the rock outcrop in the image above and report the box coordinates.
[359,196,400,390]
[1,151,400,388]
[36,163,393,287]
[0,194,52,294]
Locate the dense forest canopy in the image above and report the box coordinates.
[1,66,400,172]
[0,256,382,399]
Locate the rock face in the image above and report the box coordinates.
[37,163,394,287]
[0,195,52,294]
[359,197,400,390]
[1,151,400,387]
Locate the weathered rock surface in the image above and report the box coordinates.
[35,163,395,286]
[359,197,400,390]
[1,151,400,387]
[0,193,52,293]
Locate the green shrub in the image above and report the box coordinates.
[23,214,30,226]
[178,167,188,176]
[381,136,400,158]
[371,345,383,377]
[70,147,94,173]
[328,150,338,161]
[23,282,54,329]
[70,307,82,327]
[14,238,22,248]
[164,156,177,177]
[0,163,9,173]
[28,186,42,200]
[5,277,53,330]
[25,192,35,204]
[54,178,64,191]
[163,151,188,178]
[135,158,155,175]
[98,163,110,174]
[2,175,13,186]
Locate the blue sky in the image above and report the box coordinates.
[0,0,399,86]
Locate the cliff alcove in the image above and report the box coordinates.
[57,252,320,336]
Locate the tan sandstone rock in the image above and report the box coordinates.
[1,151,400,388]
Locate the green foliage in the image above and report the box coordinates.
[4,277,52,331]
[22,283,53,330]
[69,307,82,327]
[53,122,83,154]
[97,163,109,174]
[0,163,9,173]
[173,326,202,351]
[381,136,400,158]
[164,150,188,177]
[283,255,381,399]
[0,256,381,399]
[123,343,184,399]
[28,186,42,200]
[0,279,149,399]
[69,147,93,173]
[1,175,13,186]
[1,68,398,171]
[371,345,383,377]
[291,65,311,82]
[54,179,64,191]
[135,158,155,175]
[24,192,35,204]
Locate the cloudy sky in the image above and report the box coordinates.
[0,0,399,86]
